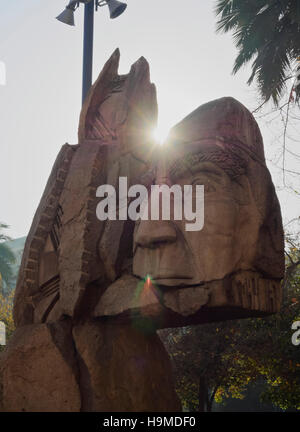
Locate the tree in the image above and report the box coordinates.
[0,224,17,353]
[215,0,300,105]
[0,223,15,293]
[0,289,15,352]
[159,319,259,412]
[253,243,300,410]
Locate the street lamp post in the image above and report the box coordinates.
[56,0,127,105]
[82,1,94,105]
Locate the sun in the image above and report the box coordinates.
[152,124,170,145]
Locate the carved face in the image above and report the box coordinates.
[133,139,262,287]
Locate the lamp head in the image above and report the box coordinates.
[56,1,81,26]
[107,0,127,19]
[56,8,75,26]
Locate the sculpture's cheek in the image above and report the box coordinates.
[203,196,239,233]
[132,195,245,285]
[182,197,241,281]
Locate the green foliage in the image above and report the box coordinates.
[215,0,300,105]
[0,223,16,353]
[0,289,15,352]
[0,223,15,291]
[160,319,259,411]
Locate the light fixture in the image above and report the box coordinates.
[56,0,127,104]
[104,0,127,19]
[56,0,127,26]
[56,1,78,26]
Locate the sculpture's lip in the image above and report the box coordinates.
[153,275,193,280]
[138,275,194,282]
[156,280,202,286]
[133,273,198,287]
[144,276,201,288]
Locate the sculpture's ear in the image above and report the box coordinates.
[78,48,158,159]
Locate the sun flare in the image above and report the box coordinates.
[152,124,170,145]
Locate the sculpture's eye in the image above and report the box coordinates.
[192,177,217,193]
[205,181,216,193]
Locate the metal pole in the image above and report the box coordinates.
[82,0,95,105]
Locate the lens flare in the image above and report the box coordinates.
[129,275,163,333]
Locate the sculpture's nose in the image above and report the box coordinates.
[135,220,177,249]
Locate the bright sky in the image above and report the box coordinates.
[1,0,300,239]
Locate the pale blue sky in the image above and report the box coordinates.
[1,0,300,238]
